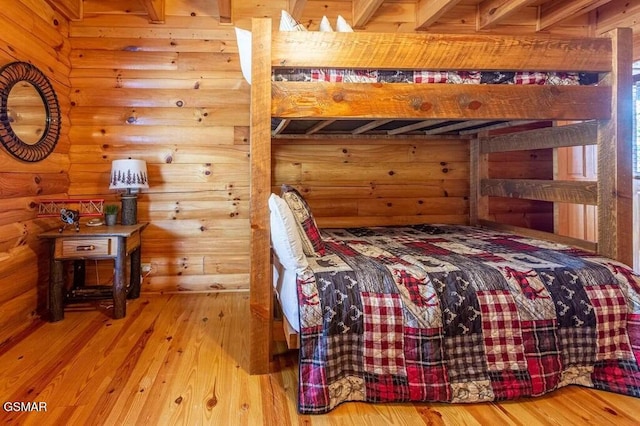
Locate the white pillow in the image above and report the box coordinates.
[234,27,252,85]
[268,194,309,273]
[336,15,354,32]
[280,10,307,31]
[319,16,333,32]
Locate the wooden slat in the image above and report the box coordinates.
[271,30,612,71]
[272,83,610,120]
[306,120,335,135]
[597,28,633,265]
[249,18,273,375]
[272,119,291,135]
[352,119,393,135]
[352,0,385,28]
[480,121,598,153]
[415,0,463,30]
[477,0,537,30]
[478,220,598,253]
[538,0,613,31]
[387,120,448,135]
[481,178,597,204]
[423,120,490,135]
[459,120,536,135]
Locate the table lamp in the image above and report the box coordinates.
[109,159,149,225]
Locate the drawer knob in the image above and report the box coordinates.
[76,245,95,251]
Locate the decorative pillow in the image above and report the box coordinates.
[268,193,309,273]
[280,10,307,31]
[234,27,252,85]
[336,15,354,32]
[319,16,333,32]
[280,184,325,257]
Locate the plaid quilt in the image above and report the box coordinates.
[273,70,598,85]
[296,224,640,414]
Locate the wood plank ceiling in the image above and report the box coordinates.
[46,0,613,30]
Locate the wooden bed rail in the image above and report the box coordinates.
[471,28,633,266]
[271,31,612,72]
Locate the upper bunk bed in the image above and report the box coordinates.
[248,17,633,374]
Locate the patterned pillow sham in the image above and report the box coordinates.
[280,184,325,257]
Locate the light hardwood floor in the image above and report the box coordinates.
[1,293,639,425]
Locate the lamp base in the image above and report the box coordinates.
[120,194,138,225]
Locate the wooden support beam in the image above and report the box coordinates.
[250,18,273,375]
[139,0,165,24]
[597,28,633,265]
[477,0,537,30]
[470,137,489,225]
[481,178,598,205]
[353,0,385,28]
[480,121,598,153]
[416,0,463,30]
[46,0,82,20]
[289,0,307,20]
[217,0,232,24]
[538,0,612,31]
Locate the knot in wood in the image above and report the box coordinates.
[333,92,344,102]
[468,101,482,110]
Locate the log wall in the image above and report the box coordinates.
[68,2,255,293]
[0,1,72,346]
[272,138,471,227]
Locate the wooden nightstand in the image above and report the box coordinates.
[39,223,148,321]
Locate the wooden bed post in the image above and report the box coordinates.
[597,27,633,266]
[250,18,273,375]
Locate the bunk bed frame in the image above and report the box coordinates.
[248,17,633,375]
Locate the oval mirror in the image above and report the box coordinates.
[0,62,61,162]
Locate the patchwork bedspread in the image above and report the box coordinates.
[296,225,640,414]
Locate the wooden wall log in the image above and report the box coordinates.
[0,1,71,346]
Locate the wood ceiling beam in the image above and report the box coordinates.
[353,0,385,28]
[139,0,165,24]
[537,0,612,31]
[289,0,307,20]
[218,0,232,24]
[416,0,463,30]
[45,0,82,21]
[477,0,537,30]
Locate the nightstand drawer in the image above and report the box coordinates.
[54,237,118,260]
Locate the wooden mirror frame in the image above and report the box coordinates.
[0,61,61,162]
